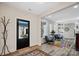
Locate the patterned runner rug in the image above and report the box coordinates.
[20,49,50,56]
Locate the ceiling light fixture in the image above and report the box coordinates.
[73,5,78,8]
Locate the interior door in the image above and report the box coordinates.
[17,19,30,50]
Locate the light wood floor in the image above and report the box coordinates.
[5,43,79,56]
[5,45,40,56]
[40,44,79,56]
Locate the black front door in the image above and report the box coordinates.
[17,19,30,49]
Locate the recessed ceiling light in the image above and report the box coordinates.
[73,5,78,8]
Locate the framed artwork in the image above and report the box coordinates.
[64,27,69,32]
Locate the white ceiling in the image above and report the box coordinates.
[46,3,79,22]
[0,2,75,15]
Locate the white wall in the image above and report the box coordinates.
[0,4,41,54]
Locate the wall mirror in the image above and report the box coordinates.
[17,19,30,49]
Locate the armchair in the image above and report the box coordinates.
[45,36,54,43]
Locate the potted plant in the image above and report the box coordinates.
[51,30,55,35]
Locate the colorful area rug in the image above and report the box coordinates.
[20,49,49,56]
